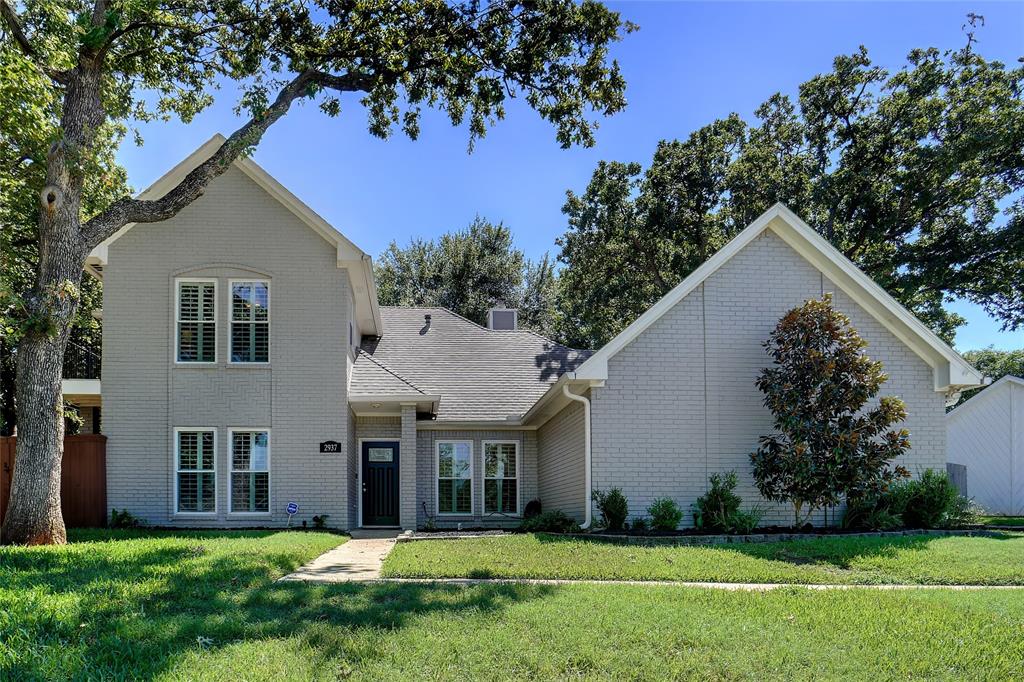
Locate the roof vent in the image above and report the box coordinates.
[487,308,517,331]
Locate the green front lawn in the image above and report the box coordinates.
[981,516,1024,527]
[3,530,1024,680]
[381,532,1024,585]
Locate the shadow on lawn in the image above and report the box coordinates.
[533,529,1021,571]
[2,532,556,680]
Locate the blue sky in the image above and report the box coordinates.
[117,1,1024,351]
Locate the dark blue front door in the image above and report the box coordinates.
[362,441,399,526]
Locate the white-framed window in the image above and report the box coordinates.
[229,280,269,363]
[175,279,217,363]
[484,440,519,515]
[436,440,473,515]
[175,428,216,513]
[229,429,270,513]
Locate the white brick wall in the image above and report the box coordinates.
[103,167,352,528]
[589,230,948,528]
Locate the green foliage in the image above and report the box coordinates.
[311,515,329,530]
[518,510,579,533]
[957,348,1024,405]
[554,39,1024,348]
[844,470,979,530]
[627,516,649,532]
[751,295,911,526]
[108,508,142,529]
[692,471,743,533]
[646,498,683,531]
[375,217,559,337]
[728,507,766,535]
[894,470,961,529]
[591,487,628,531]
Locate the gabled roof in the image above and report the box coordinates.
[355,307,591,422]
[570,203,985,393]
[946,375,1024,420]
[86,134,382,335]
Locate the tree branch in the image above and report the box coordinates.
[81,69,372,246]
[1,0,70,84]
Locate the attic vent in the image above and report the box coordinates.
[487,308,517,331]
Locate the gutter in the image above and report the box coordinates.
[562,383,592,530]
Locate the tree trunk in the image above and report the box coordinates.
[1,60,99,545]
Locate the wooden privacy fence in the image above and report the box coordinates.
[0,434,107,529]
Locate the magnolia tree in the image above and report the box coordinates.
[0,0,633,545]
[750,295,910,527]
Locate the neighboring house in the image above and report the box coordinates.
[66,135,985,530]
[947,376,1024,516]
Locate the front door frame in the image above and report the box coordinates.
[358,438,401,528]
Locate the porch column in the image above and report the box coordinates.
[399,403,418,530]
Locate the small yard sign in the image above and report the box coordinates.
[319,440,341,454]
[286,502,299,515]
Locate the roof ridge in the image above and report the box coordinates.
[356,349,425,394]
[383,305,589,353]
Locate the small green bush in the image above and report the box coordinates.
[109,508,142,529]
[692,472,742,533]
[628,516,649,533]
[647,498,683,531]
[942,494,983,529]
[519,510,580,533]
[896,469,960,529]
[728,506,767,535]
[312,514,329,529]
[592,488,629,531]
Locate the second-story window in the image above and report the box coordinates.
[176,279,216,363]
[230,281,269,363]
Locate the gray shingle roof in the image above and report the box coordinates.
[350,350,425,397]
[355,307,591,421]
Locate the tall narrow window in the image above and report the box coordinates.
[437,441,472,515]
[176,429,216,512]
[176,280,216,362]
[230,281,269,363]
[484,441,518,515]
[230,430,270,513]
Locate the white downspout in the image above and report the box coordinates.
[562,383,592,529]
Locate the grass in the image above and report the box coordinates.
[3,530,1024,680]
[381,531,1024,585]
[981,515,1024,527]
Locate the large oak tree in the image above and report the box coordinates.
[555,34,1024,349]
[0,0,632,545]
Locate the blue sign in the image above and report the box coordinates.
[286,502,299,515]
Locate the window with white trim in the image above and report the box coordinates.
[230,430,269,513]
[230,281,269,363]
[437,441,472,514]
[176,429,216,512]
[176,280,216,362]
[484,441,518,514]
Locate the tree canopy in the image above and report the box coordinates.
[555,40,1024,349]
[958,347,1024,404]
[375,217,557,335]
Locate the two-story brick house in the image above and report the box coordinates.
[69,135,985,530]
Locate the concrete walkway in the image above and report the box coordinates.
[280,536,398,583]
[371,577,1024,591]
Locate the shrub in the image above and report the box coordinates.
[692,471,742,533]
[628,516,649,533]
[647,498,683,531]
[312,514,329,529]
[519,510,580,533]
[729,506,767,535]
[591,488,628,531]
[109,508,142,529]
[943,495,983,528]
[896,469,959,529]
[751,295,911,526]
[523,498,542,519]
[841,496,902,530]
